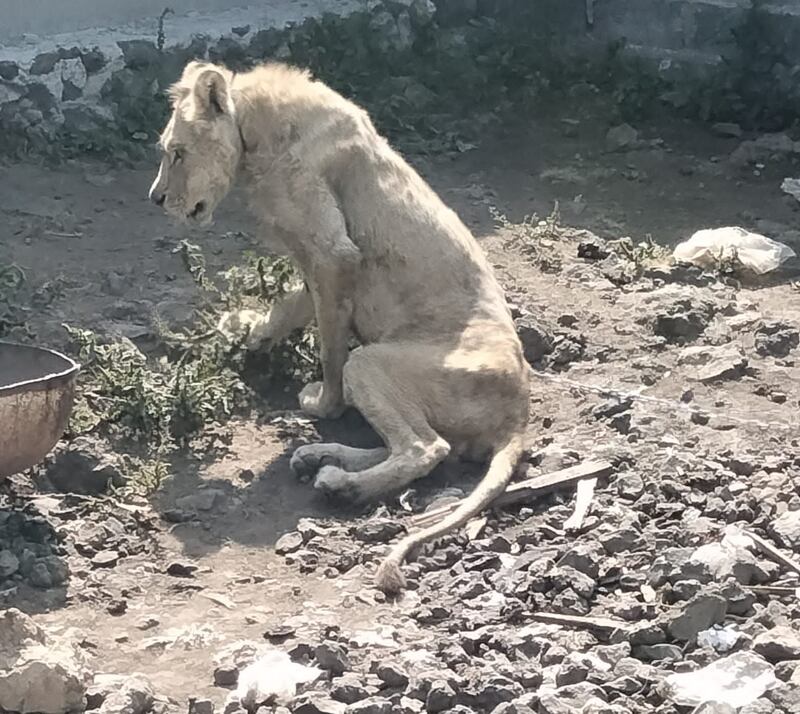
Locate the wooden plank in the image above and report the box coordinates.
[411,459,614,527]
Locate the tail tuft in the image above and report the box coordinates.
[375,556,406,596]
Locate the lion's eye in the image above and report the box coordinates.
[172,148,184,164]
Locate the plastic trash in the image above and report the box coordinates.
[663,651,777,708]
[673,226,796,274]
[235,649,321,707]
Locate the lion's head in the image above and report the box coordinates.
[149,62,242,226]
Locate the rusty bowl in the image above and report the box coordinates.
[0,342,80,480]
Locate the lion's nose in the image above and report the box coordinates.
[149,189,166,206]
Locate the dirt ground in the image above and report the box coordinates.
[2,97,800,710]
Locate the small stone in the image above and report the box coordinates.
[0,61,19,80]
[616,473,645,500]
[175,489,224,512]
[695,347,748,382]
[331,676,370,704]
[190,699,215,714]
[769,510,800,550]
[606,123,639,151]
[117,40,160,68]
[29,557,69,589]
[425,680,456,714]
[515,317,555,364]
[345,697,393,714]
[665,593,727,642]
[754,321,799,358]
[232,25,251,37]
[376,663,409,688]
[0,550,20,578]
[577,239,610,261]
[352,519,404,543]
[753,626,800,662]
[30,51,60,75]
[275,532,304,555]
[166,561,198,578]
[91,550,120,568]
[635,643,683,662]
[214,665,240,687]
[315,642,351,676]
[294,696,347,714]
[557,542,604,579]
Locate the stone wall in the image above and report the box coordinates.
[1,0,799,159]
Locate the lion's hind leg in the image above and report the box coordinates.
[313,343,451,503]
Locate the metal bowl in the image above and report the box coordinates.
[0,342,80,480]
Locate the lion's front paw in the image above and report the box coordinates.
[298,382,345,419]
[314,465,361,503]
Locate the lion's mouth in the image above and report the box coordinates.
[188,201,206,219]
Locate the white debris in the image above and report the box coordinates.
[697,625,743,653]
[673,226,795,274]
[663,651,777,708]
[781,177,800,202]
[235,649,321,708]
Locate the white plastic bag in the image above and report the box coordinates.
[235,649,322,707]
[673,226,796,274]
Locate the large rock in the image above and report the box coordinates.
[754,627,800,662]
[0,609,90,714]
[770,510,800,550]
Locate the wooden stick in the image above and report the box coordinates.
[411,460,614,527]
[741,528,800,577]
[525,611,632,633]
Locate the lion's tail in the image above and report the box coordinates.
[375,432,525,595]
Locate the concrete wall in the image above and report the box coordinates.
[0,1,253,40]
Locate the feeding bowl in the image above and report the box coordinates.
[0,342,80,481]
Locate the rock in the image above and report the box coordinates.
[425,680,456,713]
[635,643,683,662]
[315,643,351,676]
[376,663,409,688]
[0,550,20,578]
[606,124,639,151]
[754,321,799,358]
[190,700,215,714]
[689,530,768,585]
[345,697,393,714]
[577,238,610,260]
[28,556,69,589]
[30,51,60,75]
[538,683,607,714]
[46,438,126,495]
[770,510,800,549]
[92,550,120,568]
[117,40,160,68]
[0,61,19,80]
[694,346,747,382]
[0,609,89,714]
[80,48,107,73]
[331,676,371,704]
[515,317,555,364]
[352,519,404,543]
[97,674,154,714]
[556,541,605,580]
[175,489,225,512]
[665,593,727,642]
[753,627,800,662]
[275,532,304,555]
[294,696,347,714]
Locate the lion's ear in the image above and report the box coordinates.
[193,68,232,117]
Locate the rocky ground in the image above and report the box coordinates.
[2,98,800,714]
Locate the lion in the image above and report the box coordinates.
[149,60,530,594]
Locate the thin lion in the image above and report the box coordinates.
[149,61,530,594]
